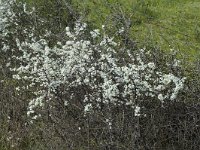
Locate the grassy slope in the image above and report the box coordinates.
[73,0,200,60]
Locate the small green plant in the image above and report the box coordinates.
[195,24,200,41]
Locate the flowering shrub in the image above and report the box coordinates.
[9,20,186,119]
[3,1,200,149]
[0,0,185,124]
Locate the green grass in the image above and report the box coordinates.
[72,0,200,61]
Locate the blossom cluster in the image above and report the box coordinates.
[10,22,185,117]
[0,1,185,119]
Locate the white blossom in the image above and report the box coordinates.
[134,106,141,116]
[3,15,185,118]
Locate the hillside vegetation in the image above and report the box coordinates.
[0,0,200,149]
[22,0,200,60]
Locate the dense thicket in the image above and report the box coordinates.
[0,1,200,150]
